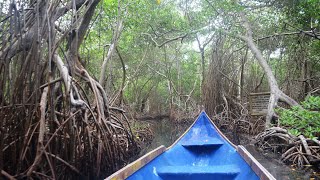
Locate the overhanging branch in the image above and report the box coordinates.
[142,33,188,47]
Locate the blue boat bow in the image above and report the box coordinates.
[107,111,275,180]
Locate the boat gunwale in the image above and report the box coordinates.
[106,145,166,180]
[237,145,276,180]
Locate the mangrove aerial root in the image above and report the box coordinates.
[255,127,320,168]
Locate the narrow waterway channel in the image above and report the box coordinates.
[139,118,313,179]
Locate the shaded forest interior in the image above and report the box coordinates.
[0,0,320,179]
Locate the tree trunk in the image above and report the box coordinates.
[99,0,124,87]
[203,34,225,117]
[240,12,299,127]
[196,34,214,104]
[239,48,248,102]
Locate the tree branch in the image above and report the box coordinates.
[26,86,48,176]
[76,0,101,49]
[142,33,188,48]
[54,0,88,21]
[257,31,319,41]
[1,170,16,180]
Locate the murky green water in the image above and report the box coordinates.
[141,118,314,179]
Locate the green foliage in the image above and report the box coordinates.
[301,95,320,111]
[286,0,320,29]
[78,0,320,115]
[277,96,320,139]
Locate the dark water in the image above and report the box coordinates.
[142,118,313,179]
[139,119,192,155]
[244,145,310,179]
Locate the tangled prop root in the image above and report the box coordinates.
[255,127,320,168]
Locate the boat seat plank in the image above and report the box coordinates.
[157,164,240,177]
[181,137,224,148]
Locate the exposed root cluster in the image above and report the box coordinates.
[0,0,139,179]
[213,99,253,135]
[1,96,138,179]
[255,127,320,168]
[132,123,154,149]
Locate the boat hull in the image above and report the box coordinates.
[107,111,275,180]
